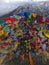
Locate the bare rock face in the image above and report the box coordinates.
[14,1,49,16]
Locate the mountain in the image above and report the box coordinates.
[0,1,49,19]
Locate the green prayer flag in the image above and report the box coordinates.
[3,26,10,32]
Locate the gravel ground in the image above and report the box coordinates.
[1,54,49,65]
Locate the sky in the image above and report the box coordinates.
[0,0,48,3]
[0,0,48,16]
